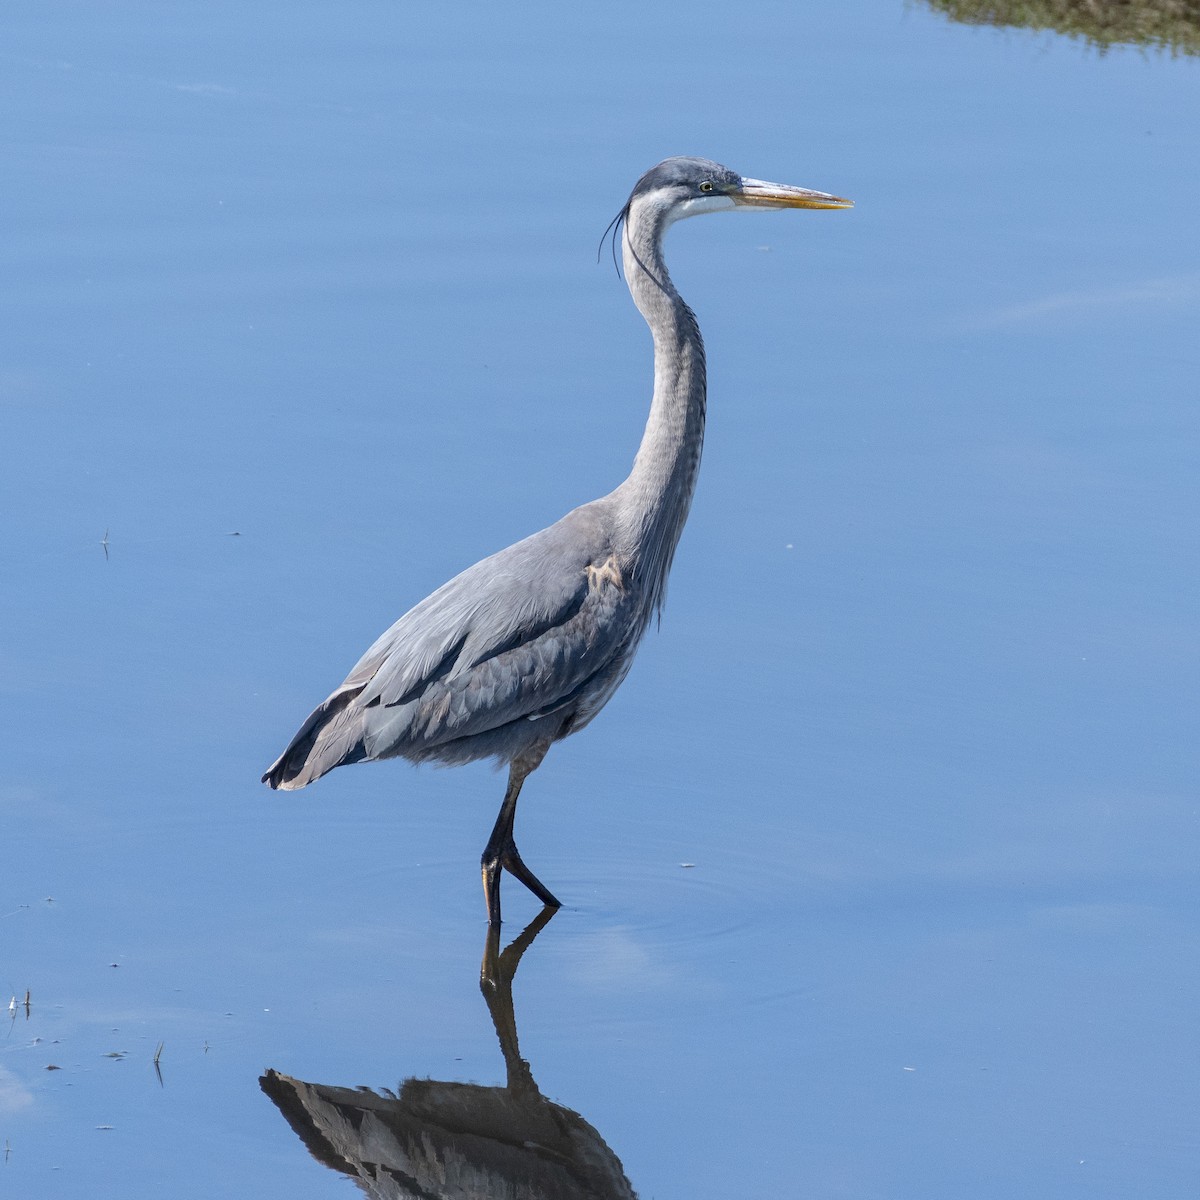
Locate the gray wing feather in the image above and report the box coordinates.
[354,526,595,710]
[263,504,635,789]
[361,569,628,754]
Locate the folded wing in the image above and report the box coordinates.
[263,506,634,789]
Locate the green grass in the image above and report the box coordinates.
[925,0,1200,55]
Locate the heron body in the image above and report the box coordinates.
[263,157,851,923]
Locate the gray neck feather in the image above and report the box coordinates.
[613,196,707,616]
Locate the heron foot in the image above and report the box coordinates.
[482,841,561,926]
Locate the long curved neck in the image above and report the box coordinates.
[615,199,707,612]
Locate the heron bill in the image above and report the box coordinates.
[735,178,853,210]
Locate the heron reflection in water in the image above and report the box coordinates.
[261,909,638,1200]
[263,158,851,923]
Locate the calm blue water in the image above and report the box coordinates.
[2,2,1198,1197]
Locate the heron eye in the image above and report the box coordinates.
[699,181,714,193]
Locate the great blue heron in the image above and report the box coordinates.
[263,156,851,924]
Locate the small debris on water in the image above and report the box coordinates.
[680,863,696,869]
[45,1064,61,1071]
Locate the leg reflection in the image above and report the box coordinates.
[481,903,558,1096]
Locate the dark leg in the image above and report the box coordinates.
[481,758,561,926]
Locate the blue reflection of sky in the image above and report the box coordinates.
[1,2,1198,1198]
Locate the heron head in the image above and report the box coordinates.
[600,156,851,272]
[631,156,852,223]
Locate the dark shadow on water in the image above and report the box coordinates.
[261,907,638,1199]
[922,0,1200,55]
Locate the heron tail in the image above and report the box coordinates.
[262,688,367,790]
